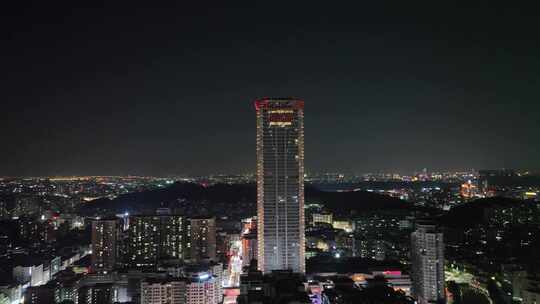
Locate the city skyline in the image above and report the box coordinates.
[2,3,540,176]
[0,168,537,180]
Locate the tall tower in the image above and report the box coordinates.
[255,97,305,273]
[411,220,445,304]
[91,218,119,272]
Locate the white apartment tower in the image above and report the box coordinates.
[411,220,445,304]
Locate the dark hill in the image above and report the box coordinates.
[305,187,409,216]
[79,182,410,216]
[441,196,534,228]
[78,182,256,215]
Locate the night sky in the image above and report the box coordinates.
[2,2,539,176]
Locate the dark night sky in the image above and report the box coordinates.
[2,2,539,176]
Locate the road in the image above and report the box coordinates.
[224,239,243,288]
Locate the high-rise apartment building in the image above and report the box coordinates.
[91,218,120,272]
[255,97,305,273]
[189,217,217,262]
[162,215,189,259]
[128,216,161,267]
[411,220,445,304]
[128,215,189,267]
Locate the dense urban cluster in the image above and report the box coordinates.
[0,170,539,304]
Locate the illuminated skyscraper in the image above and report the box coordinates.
[411,220,445,304]
[255,97,305,273]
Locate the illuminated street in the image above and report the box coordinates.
[225,239,243,288]
[446,266,493,304]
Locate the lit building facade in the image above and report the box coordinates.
[78,283,115,304]
[141,279,187,304]
[189,217,217,262]
[141,275,220,304]
[128,216,161,267]
[162,215,189,259]
[411,221,445,304]
[186,276,219,304]
[460,180,478,200]
[91,218,120,272]
[128,215,189,267]
[255,97,305,273]
[241,217,258,268]
[311,212,333,226]
[333,219,353,232]
[184,263,223,304]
